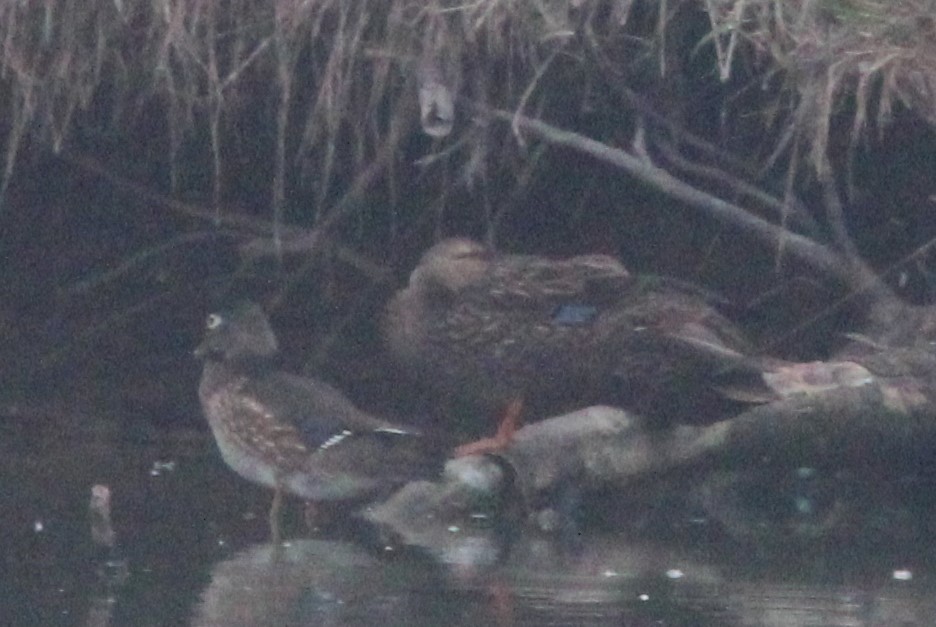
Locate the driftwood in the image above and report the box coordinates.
[505,358,934,499]
[367,337,936,536]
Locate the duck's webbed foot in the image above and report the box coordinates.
[454,397,523,457]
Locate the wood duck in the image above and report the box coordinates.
[383,238,756,455]
[195,301,443,537]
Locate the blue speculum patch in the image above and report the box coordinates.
[552,304,598,325]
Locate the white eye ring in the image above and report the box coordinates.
[206,313,224,329]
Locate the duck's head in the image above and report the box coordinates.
[194,301,279,362]
[409,238,492,293]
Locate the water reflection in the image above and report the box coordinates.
[191,532,936,626]
[194,540,461,626]
[3,409,936,626]
[192,536,713,626]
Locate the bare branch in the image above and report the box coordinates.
[474,104,898,309]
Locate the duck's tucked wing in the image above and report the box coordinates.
[241,372,417,454]
[614,276,752,354]
[472,254,633,325]
[626,274,734,309]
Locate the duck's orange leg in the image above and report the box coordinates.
[269,484,284,544]
[454,397,523,457]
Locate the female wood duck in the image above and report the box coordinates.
[195,301,443,536]
[383,238,756,455]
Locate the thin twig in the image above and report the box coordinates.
[62,153,391,285]
[60,230,238,297]
[653,135,821,236]
[475,103,898,307]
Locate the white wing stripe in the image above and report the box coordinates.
[319,429,352,450]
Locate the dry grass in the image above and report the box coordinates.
[707,0,936,172]
[0,1,607,209]
[0,0,934,223]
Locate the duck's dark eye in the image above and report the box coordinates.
[206,313,224,330]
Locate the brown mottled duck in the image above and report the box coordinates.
[383,238,757,455]
[196,301,445,538]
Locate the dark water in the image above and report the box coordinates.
[3,404,936,626]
